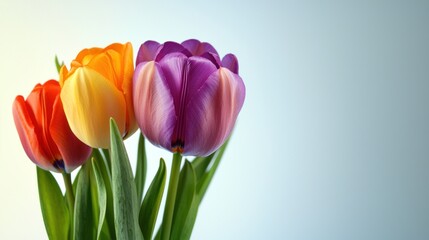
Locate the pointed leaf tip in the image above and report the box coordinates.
[139,158,166,239]
[110,118,143,240]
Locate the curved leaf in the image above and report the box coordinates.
[92,158,107,240]
[135,132,147,203]
[195,139,229,201]
[74,162,96,240]
[37,167,70,240]
[171,161,197,240]
[191,152,215,182]
[110,118,143,240]
[93,148,115,239]
[139,158,166,239]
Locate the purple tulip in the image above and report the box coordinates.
[133,39,245,156]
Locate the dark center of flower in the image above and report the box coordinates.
[53,159,65,171]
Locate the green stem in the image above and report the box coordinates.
[161,152,182,240]
[62,172,75,215]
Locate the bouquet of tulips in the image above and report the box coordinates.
[12,40,245,240]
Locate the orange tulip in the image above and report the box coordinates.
[59,42,137,148]
[13,80,91,173]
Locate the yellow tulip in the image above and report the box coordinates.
[59,42,137,148]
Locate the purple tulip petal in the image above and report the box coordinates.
[158,54,218,151]
[133,61,176,150]
[182,39,218,56]
[136,40,161,64]
[182,67,245,156]
[184,56,218,104]
[222,54,239,74]
[155,41,192,61]
[158,52,188,115]
[158,53,218,115]
[201,52,222,68]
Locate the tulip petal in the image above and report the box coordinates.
[50,95,91,173]
[181,39,218,56]
[155,42,192,61]
[183,67,245,156]
[201,52,222,68]
[86,51,119,87]
[222,54,239,74]
[183,56,218,105]
[103,42,138,138]
[157,52,187,115]
[75,47,102,65]
[26,81,62,161]
[158,54,217,113]
[61,67,127,148]
[121,43,138,138]
[158,54,217,150]
[13,96,54,171]
[136,41,161,64]
[133,61,176,151]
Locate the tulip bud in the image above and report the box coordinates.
[13,80,91,173]
[60,42,137,148]
[133,39,245,156]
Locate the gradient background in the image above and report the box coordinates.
[1,0,429,239]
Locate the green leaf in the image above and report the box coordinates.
[154,230,161,240]
[92,149,116,239]
[101,148,112,173]
[55,55,64,73]
[153,140,231,239]
[139,158,166,240]
[171,161,197,240]
[72,168,81,193]
[191,152,215,182]
[195,139,229,202]
[74,162,96,240]
[92,158,107,240]
[110,118,144,240]
[37,167,70,240]
[135,132,147,204]
[174,139,230,239]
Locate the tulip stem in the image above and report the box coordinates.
[62,172,75,215]
[161,152,182,240]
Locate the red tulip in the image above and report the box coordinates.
[13,80,91,173]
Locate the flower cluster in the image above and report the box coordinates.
[12,40,245,240]
[14,40,245,170]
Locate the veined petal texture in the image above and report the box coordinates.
[133,39,246,157]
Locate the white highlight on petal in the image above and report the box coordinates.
[183,67,245,156]
[133,61,176,150]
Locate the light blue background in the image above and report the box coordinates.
[1,0,428,239]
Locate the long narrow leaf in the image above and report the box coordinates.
[110,118,143,240]
[139,158,166,239]
[180,139,230,238]
[196,139,229,202]
[100,148,112,173]
[37,167,70,240]
[179,197,199,240]
[74,162,96,240]
[191,152,215,182]
[92,158,107,240]
[171,161,197,240]
[135,132,147,203]
[93,149,116,239]
[72,168,81,194]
